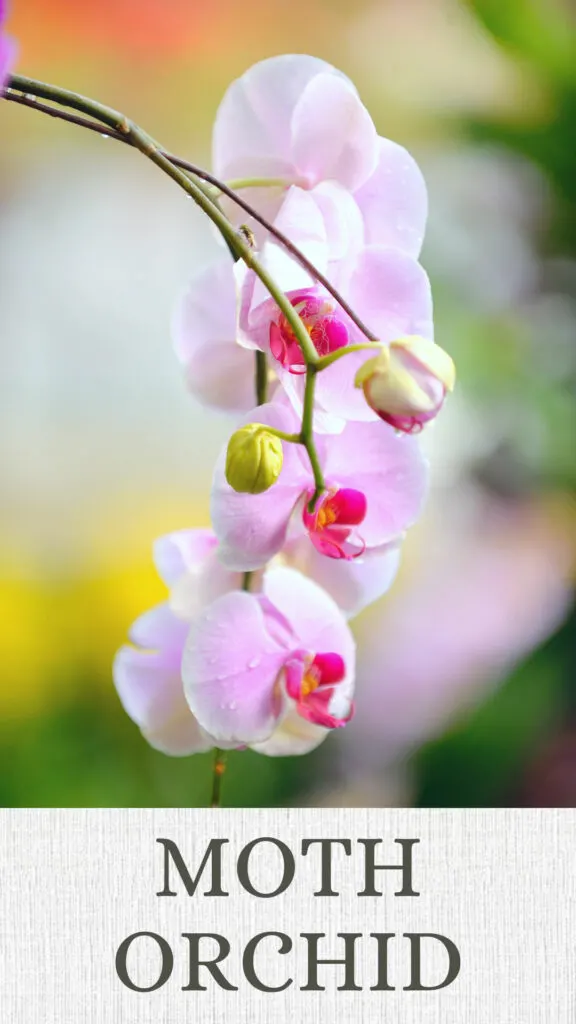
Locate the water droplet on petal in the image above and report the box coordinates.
[248,657,260,670]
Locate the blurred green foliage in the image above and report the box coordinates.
[466,0,576,251]
[412,0,576,808]
[0,665,322,807]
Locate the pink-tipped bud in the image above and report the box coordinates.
[355,335,455,433]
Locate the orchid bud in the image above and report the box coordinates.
[225,424,284,494]
[355,335,455,433]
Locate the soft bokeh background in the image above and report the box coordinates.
[1,0,574,807]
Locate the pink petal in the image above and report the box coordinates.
[220,183,287,241]
[348,246,434,342]
[172,258,256,412]
[354,136,428,256]
[128,602,185,651]
[169,554,244,622]
[251,710,329,756]
[182,590,287,744]
[1,35,16,90]
[114,604,213,756]
[152,528,242,621]
[248,187,329,314]
[324,420,429,546]
[309,181,365,266]
[273,336,379,430]
[262,567,356,678]
[286,539,402,618]
[143,713,215,757]
[212,54,337,182]
[153,529,218,587]
[314,347,381,424]
[210,401,308,571]
[236,262,265,350]
[270,319,306,372]
[291,74,378,191]
[0,0,16,92]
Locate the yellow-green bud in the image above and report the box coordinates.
[225,424,284,494]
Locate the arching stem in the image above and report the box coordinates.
[4,81,378,342]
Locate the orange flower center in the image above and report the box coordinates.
[301,668,320,698]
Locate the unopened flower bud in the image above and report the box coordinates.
[355,335,455,433]
[225,424,284,494]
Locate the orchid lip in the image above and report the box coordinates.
[282,650,352,729]
[270,291,349,374]
[302,486,367,561]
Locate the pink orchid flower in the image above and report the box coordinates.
[0,0,16,92]
[114,530,355,756]
[183,565,355,754]
[211,397,428,571]
[173,186,433,427]
[115,524,397,759]
[213,55,427,259]
[172,185,343,415]
[240,235,434,432]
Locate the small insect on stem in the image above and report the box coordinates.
[238,224,256,248]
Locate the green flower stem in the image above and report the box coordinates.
[6,74,319,368]
[255,426,300,444]
[4,85,378,343]
[210,748,227,808]
[301,366,324,510]
[255,350,269,406]
[315,342,379,372]
[226,176,291,191]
